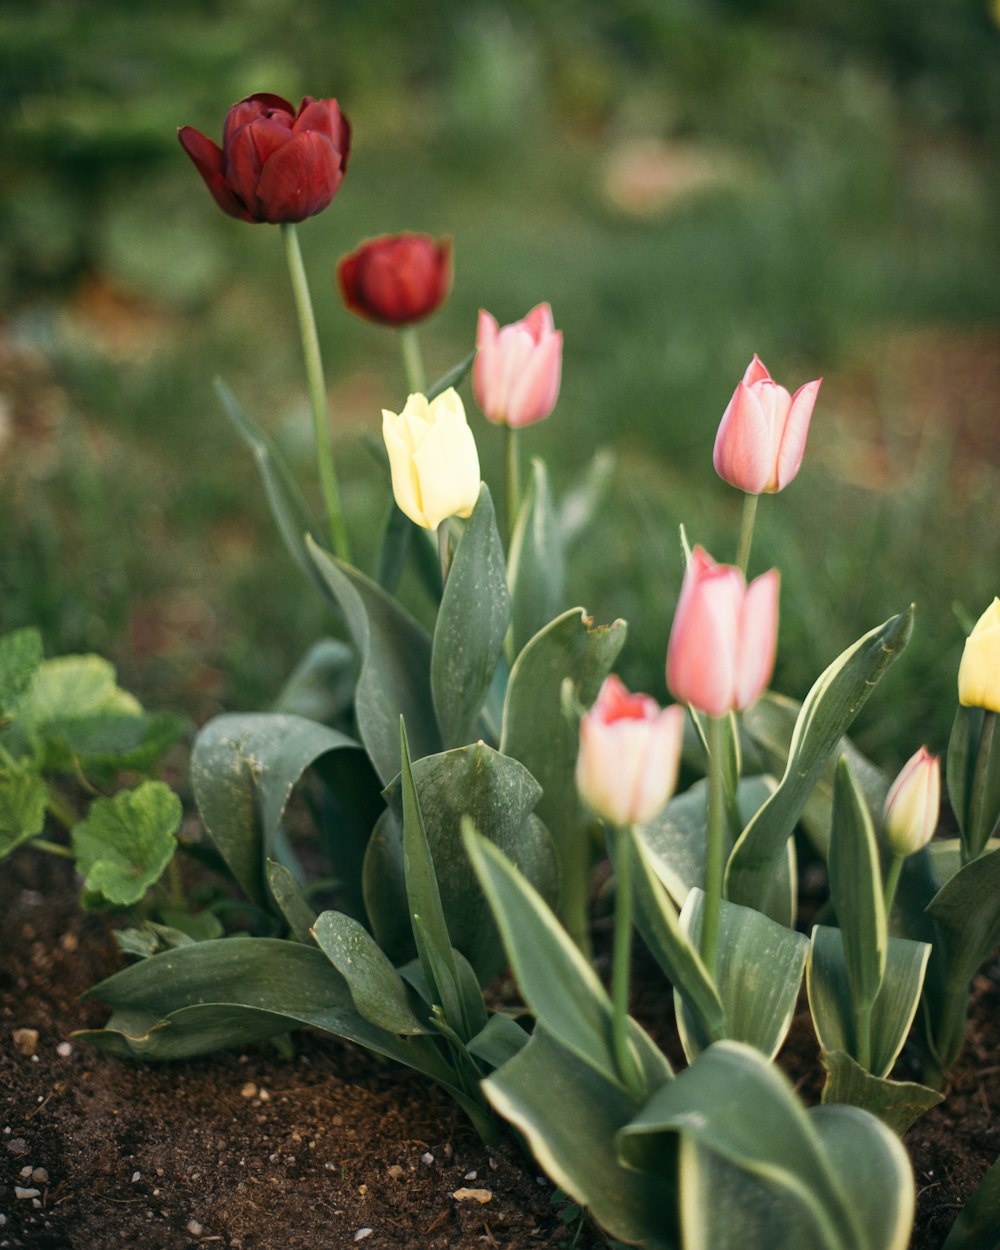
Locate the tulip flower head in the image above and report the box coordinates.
[666,546,780,717]
[576,676,686,827]
[713,355,822,495]
[179,93,351,224]
[382,388,481,531]
[337,234,452,327]
[883,747,940,858]
[473,303,563,428]
[958,598,1000,713]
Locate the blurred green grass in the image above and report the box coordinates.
[2,0,999,767]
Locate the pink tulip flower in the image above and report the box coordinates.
[713,355,822,495]
[883,747,940,857]
[666,546,780,716]
[473,303,562,428]
[576,676,686,827]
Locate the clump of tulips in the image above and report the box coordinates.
[78,88,1000,1250]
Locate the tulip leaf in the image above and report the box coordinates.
[557,449,616,551]
[311,909,430,1036]
[191,711,364,909]
[427,349,476,401]
[271,638,356,727]
[431,484,510,749]
[675,889,808,1062]
[807,925,930,1079]
[500,607,627,948]
[0,626,43,719]
[465,1010,530,1069]
[483,1024,678,1250]
[629,829,726,1047]
[307,538,441,782]
[375,741,556,985]
[818,1050,943,1135]
[508,458,566,657]
[0,763,48,859]
[828,757,887,1022]
[71,781,182,907]
[947,706,1000,862]
[942,1153,1000,1250]
[726,608,913,916]
[214,377,320,584]
[264,859,317,944]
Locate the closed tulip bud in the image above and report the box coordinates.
[179,93,350,224]
[576,676,686,827]
[713,354,822,495]
[883,747,940,857]
[958,598,1000,713]
[666,546,779,717]
[337,234,452,327]
[382,389,481,531]
[473,303,562,428]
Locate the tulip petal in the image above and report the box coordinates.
[774,378,820,490]
[382,409,427,527]
[667,548,743,716]
[521,302,555,341]
[507,331,563,428]
[713,383,773,495]
[743,354,772,385]
[178,127,257,221]
[412,406,481,529]
[255,131,343,223]
[734,569,780,710]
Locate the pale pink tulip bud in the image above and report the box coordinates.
[883,747,940,857]
[473,302,563,428]
[666,546,779,717]
[576,676,685,827]
[713,354,822,494]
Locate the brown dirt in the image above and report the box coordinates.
[2,850,998,1250]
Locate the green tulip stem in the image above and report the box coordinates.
[281,222,351,562]
[701,713,727,979]
[437,519,453,588]
[505,424,521,550]
[964,709,999,864]
[854,999,874,1072]
[611,824,643,1097]
[399,326,427,395]
[736,492,759,575]
[883,852,904,917]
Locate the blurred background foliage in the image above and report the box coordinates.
[1,0,999,767]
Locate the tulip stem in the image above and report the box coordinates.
[701,714,727,980]
[281,222,351,562]
[611,825,643,1097]
[882,852,904,917]
[505,425,521,549]
[736,492,759,575]
[399,326,427,395]
[437,520,453,588]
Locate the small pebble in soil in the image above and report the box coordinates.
[31,1169,48,1185]
[240,1082,257,1099]
[387,1165,403,1180]
[131,1172,141,1183]
[5,1139,27,1155]
[186,1220,203,1236]
[421,1152,434,1165]
[14,1188,41,1200]
[353,1229,373,1242]
[11,1029,38,1057]
[464,1170,477,1180]
[56,1042,72,1058]
[452,1188,492,1204]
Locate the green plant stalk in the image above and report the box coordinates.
[505,424,521,550]
[882,852,904,916]
[735,491,759,575]
[29,837,74,859]
[700,714,727,978]
[281,222,350,561]
[46,785,78,832]
[611,824,642,1096]
[854,998,873,1072]
[437,519,453,588]
[399,325,427,394]
[963,709,999,864]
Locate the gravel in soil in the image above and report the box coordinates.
[3,852,998,1249]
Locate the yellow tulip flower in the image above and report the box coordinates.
[958,598,1000,712]
[382,388,481,531]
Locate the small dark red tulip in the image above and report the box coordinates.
[178,93,350,224]
[337,234,452,326]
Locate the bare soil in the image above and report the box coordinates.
[2,849,998,1250]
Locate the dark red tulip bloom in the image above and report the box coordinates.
[337,234,452,326]
[178,93,351,224]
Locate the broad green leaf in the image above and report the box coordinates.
[377,742,557,984]
[0,626,43,718]
[431,484,510,748]
[922,845,1000,1070]
[508,458,565,657]
[629,829,726,1047]
[0,764,48,857]
[484,1024,678,1250]
[311,909,429,1036]
[727,608,913,915]
[808,1104,915,1250]
[807,925,931,1078]
[943,1152,1000,1250]
[828,758,887,1018]
[362,808,410,959]
[557,449,615,551]
[191,712,363,908]
[45,711,187,772]
[215,377,320,584]
[71,781,181,906]
[266,859,317,944]
[307,539,441,783]
[466,1011,530,1068]
[464,827,671,1089]
[500,607,626,947]
[272,638,356,726]
[158,910,225,943]
[374,497,412,595]
[819,1050,943,1135]
[676,890,807,1061]
[427,349,475,400]
[621,1041,864,1250]
[742,692,889,859]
